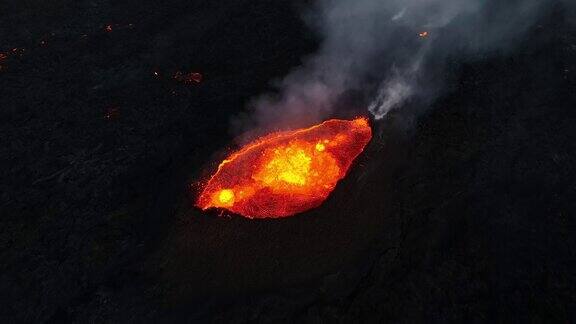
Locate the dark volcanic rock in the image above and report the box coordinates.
[0,0,575,323]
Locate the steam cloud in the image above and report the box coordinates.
[239,0,572,133]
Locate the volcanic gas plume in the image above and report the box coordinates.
[197,118,372,218]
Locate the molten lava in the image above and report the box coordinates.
[196,118,372,218]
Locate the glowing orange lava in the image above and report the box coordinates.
[196,117,372,218]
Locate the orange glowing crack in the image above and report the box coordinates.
[196,117,372,218]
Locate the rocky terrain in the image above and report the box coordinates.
[1,0,575,322]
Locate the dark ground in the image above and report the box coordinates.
[1,0,575,322]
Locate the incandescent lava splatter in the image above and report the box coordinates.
[196,118,372,218]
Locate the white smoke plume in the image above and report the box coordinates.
[238,0,570,133]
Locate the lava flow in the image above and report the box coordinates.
[196,117,372,218]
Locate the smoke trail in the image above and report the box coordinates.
[368,46,425,119]
[240,0,567,132]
